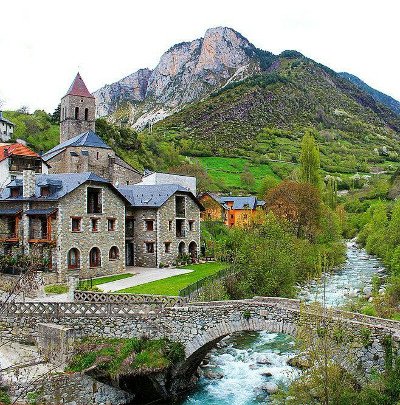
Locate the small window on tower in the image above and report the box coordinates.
[85,108,89,120]
[74,107,79,119]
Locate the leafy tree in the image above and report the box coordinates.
[240,164,255,189]
[300,131,321,189]
[259,176,280,199]
[51,103,61,124]
[168,161,215,193]
[266,181,322,240]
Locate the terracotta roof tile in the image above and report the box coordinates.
[65,73,94,98]
[0,143,40,163]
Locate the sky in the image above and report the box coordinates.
[1,0,399,113]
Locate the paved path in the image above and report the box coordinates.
[96,267,193,292]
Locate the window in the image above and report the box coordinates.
[40,186,50,197]
[89,247,101,267]
[71,217,82,232]
[126,217,134,237]
[87,187,102,213]
[145,220,154,231]
[96,151,99,160]
[164,242,171,253]
[230,214,234,219]
[145,242,154,253]
[168,220,172,232]
[175,196,185,217]
[84,108,89,120]
[11,187,21,197]
[67,248,80,269]
[109,246,119,260]
[188,220,194,231]
[243,214,248,220]
[91,218,99,232]
[74,106,79,119]
[108,218,116,231]
[176,219,185,237]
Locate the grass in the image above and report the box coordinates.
[44,284,68,294]
[78,273,135,288]
[66,337,184,377]
[198,156,280,193]
[116,262,227,296]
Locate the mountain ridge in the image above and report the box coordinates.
[94,27,400,130]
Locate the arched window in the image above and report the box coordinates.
[67,248,80,269]
[109,246,120,260]
[89,247,101,267]
[84,108,89,120]
[178,241,185,256]
[74,106,79,119]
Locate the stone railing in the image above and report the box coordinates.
[0,302,164,317]
[73,290,189,307]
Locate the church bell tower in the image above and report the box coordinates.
[60,73,96,143]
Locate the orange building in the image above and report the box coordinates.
[198,193,266,227]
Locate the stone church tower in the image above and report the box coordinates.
[60,73,96,143]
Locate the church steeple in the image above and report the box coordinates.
[60,73,96,143]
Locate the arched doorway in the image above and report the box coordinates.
[67,248,80,269]
[89,247,101,268]
[178,241,185,256]
[189,241,198,261]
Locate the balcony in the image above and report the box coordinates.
[29,229,51,242]
[176,219,186,238]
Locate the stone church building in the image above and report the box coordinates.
[42,73,143,186]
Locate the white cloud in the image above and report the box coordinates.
[1,0,399,112]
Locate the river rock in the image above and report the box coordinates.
[287,355,311,369]
[256,356,272,365]
[363,287,372,297]
[261,382,279,394]
[261,371,273,377]
[204,370,224,380]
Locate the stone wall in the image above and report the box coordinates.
[10,372,134,405]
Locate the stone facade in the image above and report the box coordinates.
[127,192,201,267]
[0,176,126,281]
[60,94,96,143]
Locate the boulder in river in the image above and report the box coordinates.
[261,382,279,394]
[287,354,311,369]
[363,287,372,298]
[261,371,273,377]
[204,370,224,380]
[256,355,272,365]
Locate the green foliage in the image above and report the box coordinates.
[3,110,59,152]
[299,131,321,188]
[44,284,68,294]
[66,337,184,377]
[0,387,11,405]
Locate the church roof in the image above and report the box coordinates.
[42,130,112,161]
[65,73,94,98]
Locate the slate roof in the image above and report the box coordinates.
[42,130,111,161]
[0,143,40,163]
[0,172,110,201]
[203,193,259,210]
[65,73,94,98]
[0,112,14,126]
[118,184,203,209]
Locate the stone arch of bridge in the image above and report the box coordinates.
[175,317,297,380]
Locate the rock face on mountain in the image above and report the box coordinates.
[94,27,266,128]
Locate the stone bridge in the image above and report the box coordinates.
[1,295,400,381]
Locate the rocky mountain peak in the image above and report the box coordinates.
[94,27,262,127]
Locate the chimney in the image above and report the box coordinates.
[23,170,36,198]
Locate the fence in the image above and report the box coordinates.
[179,267,238,298]
[74,290,189,306]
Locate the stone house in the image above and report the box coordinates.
[118,184,203,268]
[0,143,49,190]
[0,111,14,142]
[0,171,127,281]
[42,73,143,186]
[198,192,266,227]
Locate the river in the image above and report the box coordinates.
[181,241,385,405]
